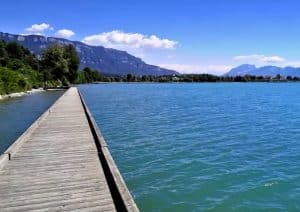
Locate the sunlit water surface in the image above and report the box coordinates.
[0,91,63,154]
[71,84,300,210]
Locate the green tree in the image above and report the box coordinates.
[126,73,133,82]
[275,74,281,80]
[83,67,93,83]
[0,41,42,94]
[63,44,80,83]
[40,44,69,86]
[40,44,80,87]
[78,67,102,83]
[6,42,24,59]
[0,41,8,66]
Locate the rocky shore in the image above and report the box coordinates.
[0,88,44,100]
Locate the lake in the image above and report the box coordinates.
[80,83,300,211]
[0,91,64,154]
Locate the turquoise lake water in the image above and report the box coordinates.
[80,83,300,211]
[0,91,63,154]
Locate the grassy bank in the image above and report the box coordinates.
[0,67,42,95]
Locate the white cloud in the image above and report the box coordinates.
[82,30,178,50]
[234,54,285,63]
[25,23,53,35]
[159,64,232,75]
[55,29,75,39]
[284,61,300,67]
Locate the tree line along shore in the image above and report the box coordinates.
[95,73,300,83]
[0,40,101,95]
[1,40,300,95]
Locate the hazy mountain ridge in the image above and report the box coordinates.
[0,32,178,76]
[225,64,300,77]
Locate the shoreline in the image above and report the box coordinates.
[87,81,300,84]
[0,88,44,100]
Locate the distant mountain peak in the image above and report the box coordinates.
[0,32,178,76]
[225,64,300,77]
[237,64,256,68]
[225,64,256,76]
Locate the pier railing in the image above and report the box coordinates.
[79,89,139,212]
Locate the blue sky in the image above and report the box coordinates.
[1,0,300,74]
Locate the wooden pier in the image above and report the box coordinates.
[0,87,138,211]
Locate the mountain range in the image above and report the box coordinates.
[225,64,300,77]
[0,32,178,76]
[3,31,300,77]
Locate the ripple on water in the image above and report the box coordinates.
[80,83,300,211]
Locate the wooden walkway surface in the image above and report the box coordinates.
[0,87,138,212]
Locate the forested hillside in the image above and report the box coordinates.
[0,41,42,94]
[0,40,98,94]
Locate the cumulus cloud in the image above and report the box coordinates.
[159,64,232,75]
[82,30,178,50]
[55,29,75,39]
[25,23,53,35]
[284,61,300,67]
[234,54,285,63]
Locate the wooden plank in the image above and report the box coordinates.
[0,154,9,170]
[0,87,117,211]
[79,92,139,212]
